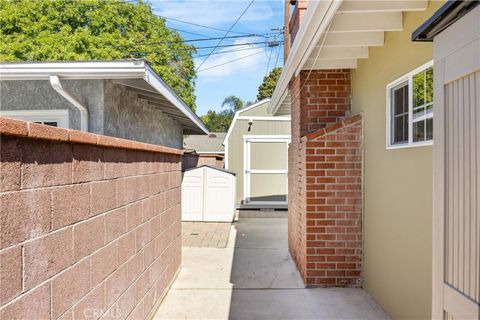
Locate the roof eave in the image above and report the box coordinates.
[412,0,480,42]
[268,0,342,115]
[143,65,209,134]
[0,60,209,135]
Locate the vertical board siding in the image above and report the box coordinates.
[444,71,479,303]
[476,71,480,304]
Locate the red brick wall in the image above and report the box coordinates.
[302,115,363,286]
[288,69,362,287]
[288,73,307,278]
[289,1,308,45]
[0,117,182,320]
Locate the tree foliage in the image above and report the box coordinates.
[0,0,197,110]
[221,95,245,112]
[257,67,282,100]
[200,109,233,132]
[200,95,254,132]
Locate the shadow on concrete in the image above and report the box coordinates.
[227,214,390,320]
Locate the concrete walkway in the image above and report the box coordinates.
[153,216,390,319]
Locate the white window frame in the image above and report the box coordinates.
[243,135,291,205]
[386,60,434,149]
[0,109,70,129]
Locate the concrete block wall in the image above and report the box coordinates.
[288,69,363,287]
[0,117,182,320]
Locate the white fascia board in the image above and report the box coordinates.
[144,65,209,134]
[236,116,291,121]
[222,99,271,146]
[0,60,209,134]
[268,0,343,115]
[0,60,147,80]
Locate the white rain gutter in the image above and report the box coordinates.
[49,75,88,131]
[268,0,343,115]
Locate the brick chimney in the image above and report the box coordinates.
[289,1,309,45]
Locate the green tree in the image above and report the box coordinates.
[200,94,254,131]
[221,95,245,112]
[257,67,282,100]
[0,0,197,110]
[200,109,233,132]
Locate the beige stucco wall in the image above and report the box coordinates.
[226,102,291,204]
[351,2,444,319]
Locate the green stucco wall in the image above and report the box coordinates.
[351,2,444,319]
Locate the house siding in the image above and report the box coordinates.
[226,101,291,205]
[0,80,184,149]
[350,1,445,318]
[227,118,290,204]
[0,117,182,320]
[238,102,270,116]
[103,81,183,149]
[0,79,105,133]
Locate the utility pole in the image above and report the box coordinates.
[284,0,290,63]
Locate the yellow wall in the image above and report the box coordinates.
[351,2,444,319]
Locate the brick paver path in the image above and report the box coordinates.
[182,222,231,248]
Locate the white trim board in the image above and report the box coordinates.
[0,109,70,129]
[236,116,291,121]
[242,135,291,205]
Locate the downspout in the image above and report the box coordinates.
[49,75,88,131]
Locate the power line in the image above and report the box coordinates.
[166,27,211,38]
[160,15,253,36]
[197,50,264,73]
[274,42,282,68]
[196,0,255,71]
[194,46,266,58]
[130,41,279,55]
[166,27,263,46]
[105,33,282,49]
[264,45,274,77]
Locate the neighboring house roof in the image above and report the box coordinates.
[268,1,431,115]
[0,59,208,134]
[412,0,479,42]
[184,132,227,153]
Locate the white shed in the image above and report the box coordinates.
[181,165,236,222]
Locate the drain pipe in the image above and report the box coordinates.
[49,75,88,131]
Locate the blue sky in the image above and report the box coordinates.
[150,0,284,115]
